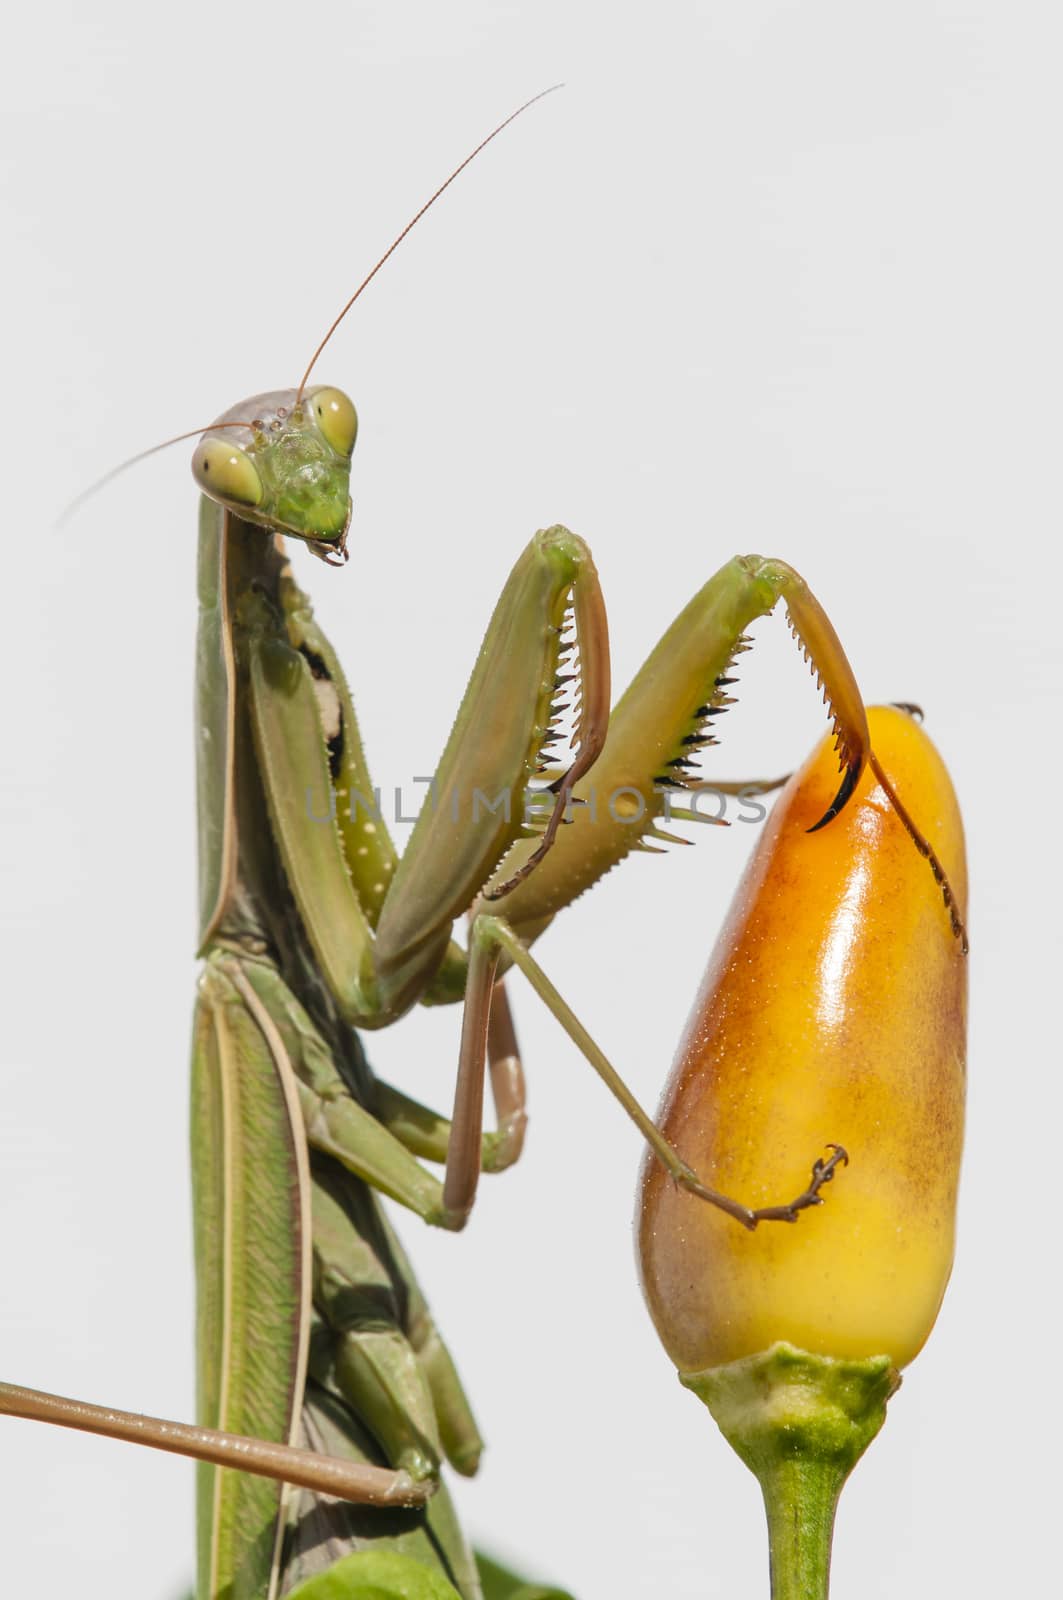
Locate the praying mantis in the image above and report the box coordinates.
[0,93,966,1600]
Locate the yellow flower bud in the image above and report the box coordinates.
[637,705,967,1600]
[638,705,966,1375]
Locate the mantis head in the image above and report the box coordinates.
[62,92,559,549]
[192,386,357,561]
[187,87,560,564]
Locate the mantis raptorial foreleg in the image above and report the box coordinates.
[435,554,880,1226]
[234,515,610,1032]
[434,554,964,1230]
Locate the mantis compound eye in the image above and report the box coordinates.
[192,438,264,508]
[309,386,358,457]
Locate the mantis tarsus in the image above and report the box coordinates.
[0,94,966,1600]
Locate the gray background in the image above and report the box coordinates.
[3,3,1060,1595]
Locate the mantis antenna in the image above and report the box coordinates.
[295,84,564,399]
[58,86,563,527]
[56,421,259,529]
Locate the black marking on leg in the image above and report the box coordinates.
[807,763,860,834]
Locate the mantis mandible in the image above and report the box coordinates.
[0,92,967,1600]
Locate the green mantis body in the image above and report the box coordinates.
[182,388,873,1598]
[0,106,969,1600]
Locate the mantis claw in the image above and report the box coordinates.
[670,1142,849,1229]
[749,1142,850,1225]
[806,762,862,834]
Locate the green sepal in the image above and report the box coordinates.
[285,1549,465,1600]
[681,1342,900,1600]
[475,1551,577,1600]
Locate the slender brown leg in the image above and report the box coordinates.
[368,974,525,1184]
[484,975,527,1171]
[749,1144,849,1223]
[457,913,849,1233]
[0,1382,431,1506]
[441,934,500,1228]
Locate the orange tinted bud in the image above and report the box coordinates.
[638,706,967,1373]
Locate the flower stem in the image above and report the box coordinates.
[758,1451,846,1600]
[681,1342,901,1600]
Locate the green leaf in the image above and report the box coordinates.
[475,1550,577,1600]
[286,1549,465,1600]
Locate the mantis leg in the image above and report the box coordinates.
[438,556,958,1220]
[484,553,873,926]
[285,1387,481,1600]
[0,1382,432,1507]
[375,976,527,1177]
[374,1204,488,1477]
[310,1155,484,1481]
[487,554,958,937]
[228,951,519,1230]
[218,952,451,1225]
[436,555,884,1227]
[443,915,848,1230]
[244,523,610,1025]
